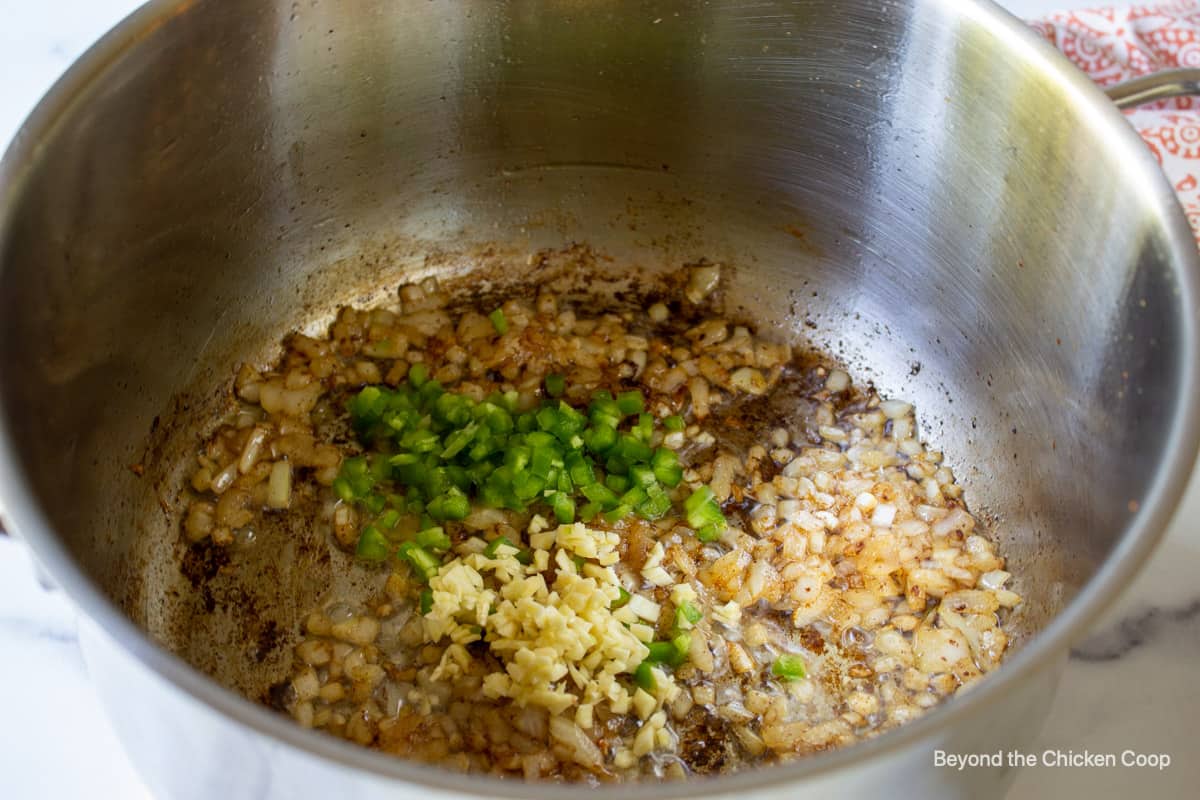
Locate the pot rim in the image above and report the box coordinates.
[2,0,1198,796]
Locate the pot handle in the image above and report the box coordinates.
[1106,68,1200,110]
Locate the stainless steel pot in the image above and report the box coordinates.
[2,1,1198,798]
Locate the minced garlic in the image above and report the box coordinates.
[713,600,742,627]
[642,541,673,586]
[422,523,652,723]
[670,582,698,606]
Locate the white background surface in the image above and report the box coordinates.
[0,1,1195,799]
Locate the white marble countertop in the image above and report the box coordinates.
[1,1,1195,798]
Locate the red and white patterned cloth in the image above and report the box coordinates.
[1029,2,1200,241]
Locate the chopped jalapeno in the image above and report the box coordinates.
[772,654,807,681]
[489,308,508,334]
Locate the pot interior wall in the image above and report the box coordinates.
[0,0,1187,701]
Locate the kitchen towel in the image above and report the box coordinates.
[1030,2,1200,241]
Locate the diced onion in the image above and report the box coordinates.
[880,399,913,419]
[549,715,603,768]
[238,427,269,474]
[210,461,238,495]
[267,460,292,509]
[825,369,850,393]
